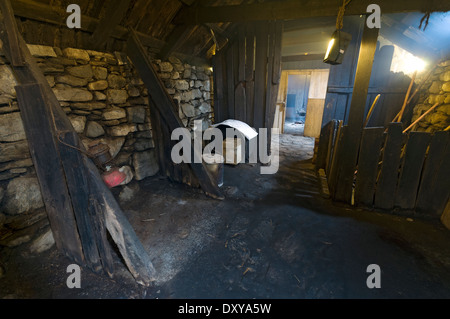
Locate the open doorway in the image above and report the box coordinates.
[275,69,330,137]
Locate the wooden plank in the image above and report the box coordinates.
[328,125,347,198]
[84,158,157,286]
[264,21,275,132]
[374,123,403,210]
[354,127,385,207]
[89,0,132,50]
[127,29,223,199]
[245,24,255,127]
[15,84,84,264]
[234,82,246,122]
[173,0,450,24]
[416,131,450,215]
[59,131,102,273]
[238,27,246,83]
[315,120,335,170]
[226,44,235,119]
[253,21,268,129]
[0,0,24,66]
[326,120,342,175]
[394,132,431,209]
[212,51,226,123]
[333,23,379,203]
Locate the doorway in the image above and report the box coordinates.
[275,69,329,138]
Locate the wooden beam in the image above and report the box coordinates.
[173,0,450,24]
[0,0,24,66]
[89,0,132,50]
[127,29,224,200]
[333,23,380,203]
[10,0,165,49]
[159,24,199,60]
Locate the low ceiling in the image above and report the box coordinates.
[6,0,450,63]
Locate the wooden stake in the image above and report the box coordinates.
[403,102,441,134]
[364,94,380,127]
[398,71,417,122]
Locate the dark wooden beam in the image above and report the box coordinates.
[127,29,224,200]
[0,0,24,66]
[159,24,199,60]
[89,0,132,50]
[333,23,380,203]
[10,0,165,49]
[173,0,450,24]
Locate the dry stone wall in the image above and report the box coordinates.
[412,59,450,132]
[0,44,213,253]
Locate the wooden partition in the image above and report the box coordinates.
[212,21,283,140]
[317,121,450,218]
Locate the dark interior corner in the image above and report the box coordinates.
[0,0,449,303]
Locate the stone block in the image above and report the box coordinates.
[62,48,90,61]
[106,89,128,104]
[102,107,127,120]
[67,64,94,79]
[2,176,44,215]
[133,149,159,180]
[0,112,26,142]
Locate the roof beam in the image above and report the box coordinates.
[173,0,450,24]
[159,24,199,60]
[89,0,132,50]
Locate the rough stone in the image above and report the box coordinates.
[127,106,146,124]
[107,124,137,137]
[442,82,450,92]
[429,81,441,94]
[68,115,87,133]
[181,103,196,117]
[133,149,159,180]
[175,80,190,91]
[56,75,89,87]
[107,89,128,104]
[67,65,94,79]
[27,44,57,58]
[92,66,108,80]
[108,74,127,89]
[0,140,31,163]
[0,112,26,142]
[134,139,155,151]
[29,228,55,254]
[46,75,55,88]
[102,107,127,120]
[158,62,173,73]
[88,80,109,91]
[53,85,93,102]
[2,176,44,215]
[85,121,105,138]
[71,102,106,111]
[62,48,90,62]
[38,62,64,74]
[0,65,17,97]
[94,91,107,101]
[127,86,141,97]
[199,102,212,114]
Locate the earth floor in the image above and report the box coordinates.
[1,126,450,299]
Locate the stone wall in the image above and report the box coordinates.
[0,44,213,253]
[411,59,450,132]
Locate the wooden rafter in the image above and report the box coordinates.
[173,0,450,24]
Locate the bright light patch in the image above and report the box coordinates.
[324,38,335,60]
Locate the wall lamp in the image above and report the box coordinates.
[323,29,352,65]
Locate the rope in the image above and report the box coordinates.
[336,0,352,30]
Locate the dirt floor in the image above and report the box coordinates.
[2,126,450,299]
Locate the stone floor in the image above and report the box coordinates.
[1,130,450,299]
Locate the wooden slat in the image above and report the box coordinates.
[0,0,24,66]
[226,44,235,119]
[212,51,226,122]
[315,120,336,170]
[394,132,431,209]
[15,84,84,264]
[416,131,450,215]
[234,82,246,122]
[159,24,199,60]
[374,123,403,210]
[253,21,268,129]
[59,131,102,273]
[333,23,379,203]
[354,127,385,207]
[245,24,255,127]
[126,29,223,199]
[328,125,347,198]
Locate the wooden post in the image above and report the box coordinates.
[333,22,379,203]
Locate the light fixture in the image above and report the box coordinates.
[323,29,352,65]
